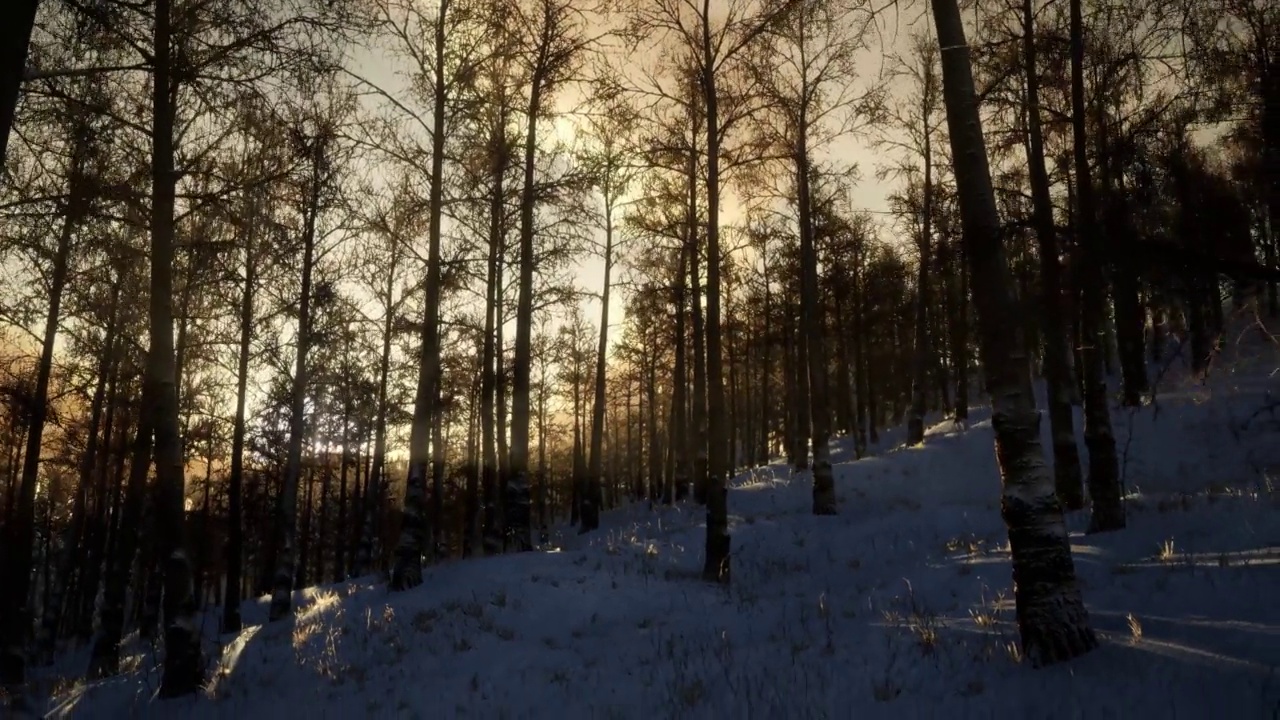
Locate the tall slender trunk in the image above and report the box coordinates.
[672,241,690,501]
[335,396,351,581]
[796,137,835,513]
[481,98,509,555]
[953,232,970,420]
[1070,0,1124,534]
[583,187,614,531]
[88,380,153,680]
[509,49,553,553]
[430,403,445,559]
[536,359,549,536]
[0,0,38,168]
[646,348,661,503]
[193,441,214,605]
[268,142,322,619]
[907,81,934,446]
[317,430,333,582]
[77,288,124,642]
[391,0,451,585]
[689,176,709,506]
[1097,120,1147,405]
[223,208,256,633]
[481,260,500,553]
[932,0,1097,665]
[759,271,772,463]
[700,2,730,583]
[852,255,869,455]
[571,380,583,523]
[794,311,811,466]
[1023,0,1084,510]
[147,0,201,693]
[357,270,395,575]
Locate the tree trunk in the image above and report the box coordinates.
[796,142,835,512]
[933,0,1097,665]
[391,0,451,586]
[1070,0,1124,534]
[672,241,691,501]
[701,2,731,583]
[269,139,322,619]
[76,281,124,642]
[1097,119,1147,406]
[0,0,38,169]
[149,0,201,693]
[907,83,934,447]
[647,351,661,504]
[430,402,445,559]
[335,396,351,582]
[508,67,544,554]
[87,383,152,680]
[953,230,971,420]
[1023,0,1084,511]
[583,198,614,531]
[223,213,256,632]
[481,198,501,552]
[853,259,870,455]
[357,270,396,575]
[688,155,709,506]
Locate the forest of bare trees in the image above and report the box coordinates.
[0,0,1276,703]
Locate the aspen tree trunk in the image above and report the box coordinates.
[536,362,549,537]
[356,270,396,575]
[688,147,708,506]
[478,102,506,556]
[853,259,869,456]
[335,398,351,581]
[1097,120,1147,405]
[90,385,154,680]
[317,434,333,582]
[75,280,124,642]
[431,406,445,558]
[759,276,772,463]
[953,233,971,421]
[672,242,691,501]
[223,212,256,632]
[583,196,614,531]
[1069,0,1124,533]
[148,0,202,692]
[391,0,451,584]
[794,317,811,467]
[698,0,731,584]
[907,83,934,447]
[1023,0,1084,510]
[481,219,500,552]
[347,440,363,574]
[647,350,661,504]
[0,0,38,169]
[509,64,544,553]
[269,142,322,619]
[932,0,1097,665]
[796,135,835,513]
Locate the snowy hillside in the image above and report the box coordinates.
[44,327,1280,719]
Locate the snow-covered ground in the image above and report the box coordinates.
[42,319,1280,719]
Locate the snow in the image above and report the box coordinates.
[40,318,1280,719]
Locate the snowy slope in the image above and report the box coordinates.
[43,323,1280,719]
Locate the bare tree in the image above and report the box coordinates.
[931,0,1098,665]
